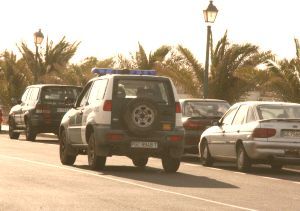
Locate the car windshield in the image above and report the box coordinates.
[115,79,172,104]
[257,104,300,119]
[41,86,82,104]
[182,101,230,117]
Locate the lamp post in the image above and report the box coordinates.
[203,0,218,98]
[33,29,44,83]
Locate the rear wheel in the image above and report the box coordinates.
[59,130,76,165]
[88,132,106,170]
[236,144,251,172]
[25,120,36,141]
[162,155,180,173]
[132,157,148,168]
[8,118,20,139]
[201,141,213,167]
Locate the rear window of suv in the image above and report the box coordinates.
[41,86,82,104]
[114,79,173,105]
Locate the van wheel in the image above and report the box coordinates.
[59,130,76,165]
[25,120,36,141]
[236,144,251,172]
[132,157,148,168]
[9,118,20,139]
[162,155,180,173]
[88,132,106,170]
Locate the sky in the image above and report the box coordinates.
[1,0,300,64]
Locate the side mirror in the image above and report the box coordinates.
[212,120,222,126]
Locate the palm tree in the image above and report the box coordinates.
[18,37,80,84]
[65,56,115,86]
[158,46,204,97]
[0,51,29,106]
[264,40,300,103]
[117,43,171,70]
[209,32,273,103]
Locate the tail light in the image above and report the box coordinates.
[252,128,276,138]
[106,133,123,141]
[35,104,51,114]
[175,102,181,113]
[183,119,207,130]
[167,135,183,142]
[103,100,112,111]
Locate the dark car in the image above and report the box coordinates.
[8,84,82,141]
[180,99,230,154]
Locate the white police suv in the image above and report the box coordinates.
[59,68,184,172]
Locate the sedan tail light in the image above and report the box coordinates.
[183,119,207,130]
[252,128,276,138]
[175,102,181,113]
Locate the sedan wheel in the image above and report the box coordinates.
[237,144,251,172]
[201,141,213,167]
[88,132,106,170]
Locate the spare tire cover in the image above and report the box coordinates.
[123,98,159,137]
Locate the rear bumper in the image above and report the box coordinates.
[243,141,300,164]
[183,130,203,154]
[93,125,184,159]
[30,114,62,133]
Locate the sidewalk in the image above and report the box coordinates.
[1,124,57,139]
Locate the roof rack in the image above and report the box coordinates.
[91,68,156,76]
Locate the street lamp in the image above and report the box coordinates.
[33,29,44,83]
[203,0,218,98]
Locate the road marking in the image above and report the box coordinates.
[0,154,256,211]
[184,163,199,167]
[234,172,246,175]
[293,182,300,185]
[206,167,222,171]
[261,176,281,181]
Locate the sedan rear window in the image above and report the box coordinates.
[182,101,230,117]
[257,104,300,119]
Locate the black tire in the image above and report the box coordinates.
[236,144,251,172]
[25,120,36,141]
[132,157,148,168]
[59,130,76,165]
[201,141,214,167]
[162,155,180,173]
[88,132,106,170]
[123,98,159,137]
[271,163,283,171]
[8,118,20,140]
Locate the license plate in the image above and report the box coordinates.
[281,130,300,137]
[57,108,69,112]
[131,141,158,149]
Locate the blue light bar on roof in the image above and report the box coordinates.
[91,68,156,76]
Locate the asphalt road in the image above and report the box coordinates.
[0,133,300,211]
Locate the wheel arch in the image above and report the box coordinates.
[199,137,208,157]
[85,124,94,144]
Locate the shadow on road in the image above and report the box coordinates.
[74,164,238,189]
[180,155,300,182]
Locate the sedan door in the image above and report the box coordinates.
[208,106,239,159]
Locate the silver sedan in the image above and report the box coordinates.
[199,101,300,171]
